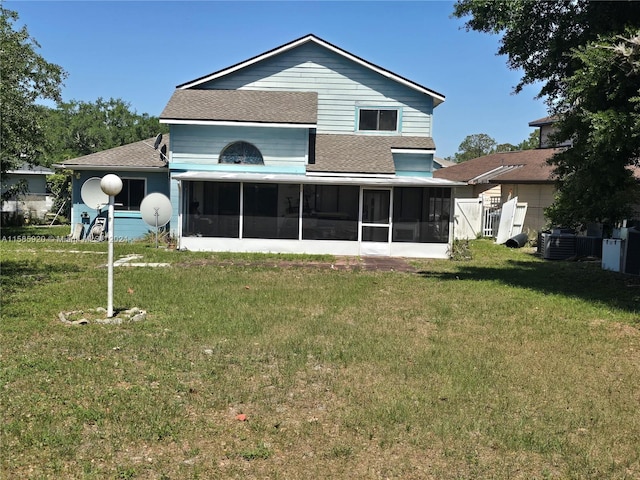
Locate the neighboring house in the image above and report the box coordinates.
[433,157,456,170]
[529,116,572,149]
[55,136,170,239]
[1,163,55,223]
[434,147,563,235]
[435,116,569,236]
[60,34,464,257]
[436,115,640,237]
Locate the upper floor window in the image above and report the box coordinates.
[358,108,399,132]
[115,178,146,211]
[219,141,264,165]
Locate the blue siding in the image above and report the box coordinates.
[170,124,308,167]
[393,153,434,177]
[71,171,170,240]
[199,43,434,137]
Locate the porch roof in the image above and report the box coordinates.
[160,89,318,125]
[172,170,463,187]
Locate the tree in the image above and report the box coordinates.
[495,142,517,153]
[43,98,168,217]
[449,130,537,163]
[516,131,539,151]
[452,1,640,229]
[453,133,497,162]
[545,32,640,230]
[0,6,66,201]
[453,1,640,104]
[44,98,167,162]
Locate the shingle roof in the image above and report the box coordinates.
[528,116,557,127]
[434,157,456,168]
[310,134,436,174]
[433,148,562,184]
[7,163,54,175]
[160,89,318,124]
[54,135,169,170]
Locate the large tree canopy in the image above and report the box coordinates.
[453,1,640,229]
[43,98,168,218]
[0,8,166,213]
[546,32,640,229]
[44,98,167,163]
[453,1,640,103]
[0,6,66,199]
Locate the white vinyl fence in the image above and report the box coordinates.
[455,196,526,241]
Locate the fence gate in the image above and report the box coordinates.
[481,196,500,238]
[454,198,483,240]
[455,196,524,241]
[483,207,501,238]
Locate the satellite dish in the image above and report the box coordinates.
[153,133,163,150]
[140,193,172,227]
[140,192,172,248]
[160,144,168,162]
[80,177,109,210]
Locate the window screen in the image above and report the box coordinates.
[115,179,145,211]
[358,109,398,131]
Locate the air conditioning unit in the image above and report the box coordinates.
[542,231,576,260]
[602,239,623,272]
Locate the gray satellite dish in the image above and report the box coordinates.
[140,192,172,247]
[80,177,109,210]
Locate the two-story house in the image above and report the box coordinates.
[58,34,463,258]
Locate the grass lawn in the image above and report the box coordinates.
[1,232,639,479]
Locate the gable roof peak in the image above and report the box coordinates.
[176,34,445,106]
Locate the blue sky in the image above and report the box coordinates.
[11,0,548,159]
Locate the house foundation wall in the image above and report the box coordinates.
[180,236,450,259]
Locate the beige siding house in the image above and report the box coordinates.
[434,132,563,235]
[436,116,640,237]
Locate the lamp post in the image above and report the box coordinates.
[100,174,123,318]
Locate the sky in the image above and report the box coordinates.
[10,0,549,159]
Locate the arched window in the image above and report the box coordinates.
[219,141,264,165]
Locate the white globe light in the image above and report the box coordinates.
[100,174,123,196]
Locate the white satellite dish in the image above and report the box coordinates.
[140,193,172,227]
[140,192,172,247]
[80,177,109,210]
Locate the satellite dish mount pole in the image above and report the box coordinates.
[100,175,123,318]
[154,207,160,248]
[107,195,116,316]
